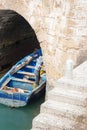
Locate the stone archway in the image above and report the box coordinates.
[0,9,40,69]
[0,0,87,89]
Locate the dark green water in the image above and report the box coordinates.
[0,93,45,130]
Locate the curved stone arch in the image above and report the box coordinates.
[1,0,87,89]
[0,9,40,69]
[0,0,42,28]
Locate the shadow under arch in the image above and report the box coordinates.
[0,9,40,70]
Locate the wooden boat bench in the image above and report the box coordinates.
[17,70,35,77]
[12,77,35,84]
[26,65,35,69]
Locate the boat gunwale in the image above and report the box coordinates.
[0,49,46,107]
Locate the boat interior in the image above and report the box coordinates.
[0,54,46,94]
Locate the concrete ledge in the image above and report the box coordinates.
[56,78,87,93]
[32,113,87,130]
[48,87,87,107]
[41,100,87,124]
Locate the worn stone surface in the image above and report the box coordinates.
[32,61,87,130]
[0,1,87,130]
[0,0,87,87]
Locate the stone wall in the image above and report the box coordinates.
[0,0,87,89]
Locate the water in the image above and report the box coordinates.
[0,66,45,130]
[0,92,45,130]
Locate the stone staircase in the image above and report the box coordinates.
[31,61,87,130]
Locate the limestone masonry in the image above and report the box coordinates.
[0,0,87,129]
[0,0,87,88]
[32,61,87,130]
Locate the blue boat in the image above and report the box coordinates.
[0,49,46,107]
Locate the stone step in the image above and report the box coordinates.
[56,78,87,92]
[41,100,87,124]
[48,87,87,107]
[32,113,87,130]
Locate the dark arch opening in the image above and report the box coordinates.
[0,9,40,70]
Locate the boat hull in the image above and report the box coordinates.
[0,49,46,107]
[0,81,46,107]
[0,97,26,107]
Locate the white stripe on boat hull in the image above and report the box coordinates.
[0,98,26,107]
